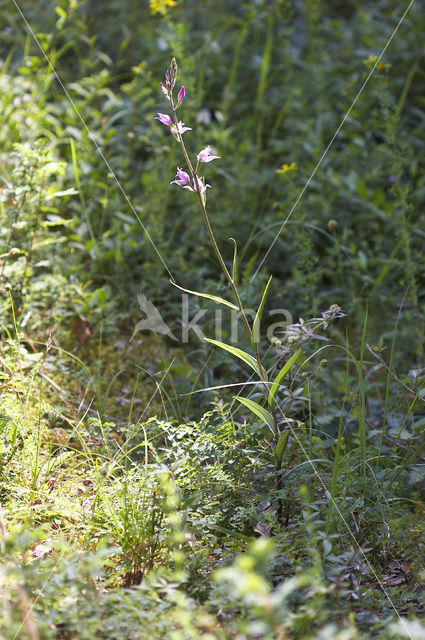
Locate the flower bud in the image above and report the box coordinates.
[165,69,171,89]
[155,112,172,126]
[171,57,178,85]
[177,85,185,103]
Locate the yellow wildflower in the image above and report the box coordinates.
[132,61,147,75]
[276,162,297,176]
[150,0,178,15]
[363,55,389,71]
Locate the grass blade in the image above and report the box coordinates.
[251,275,272,349]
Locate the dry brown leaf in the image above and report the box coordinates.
[72,314,91,346]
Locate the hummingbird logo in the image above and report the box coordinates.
[130,294,177,341]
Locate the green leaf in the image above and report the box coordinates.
[171,281,238,310]
[268,348,302,409]
[205,338,260,376]
[275,431,290,469]
[198,522,253,541]
[41,215,73,227]
[251,275,272,349]
[55,6,67,18]
[233,396,275,434]
[45,188,78,200]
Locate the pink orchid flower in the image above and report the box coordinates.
[170,121,192,136]
[197,146,220,163]
[171,168,191,187]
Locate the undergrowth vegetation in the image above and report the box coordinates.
[1,0,425,638]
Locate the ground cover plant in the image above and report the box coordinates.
[1,0,425,638]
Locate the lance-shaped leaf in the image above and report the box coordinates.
[230,237,238,285]
[275,431,290,469]
[233,396,275,434]
[171,281,238,310]
[205,338,260,376]
[251,276,272,350]
[268,348,302,409]
[45,188,79,200]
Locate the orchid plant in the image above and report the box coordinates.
[155,58,301,506]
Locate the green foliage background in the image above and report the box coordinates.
[1,0,425,638]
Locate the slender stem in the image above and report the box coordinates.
[170,95,273,404]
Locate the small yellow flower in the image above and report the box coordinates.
[363,55,389,71]
[276,162,297,176]
[150,0,178,15]
[132,61,147,75]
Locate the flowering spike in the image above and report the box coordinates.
[155,112,172,126]
[197,146,220,163]
[177,85,185,103]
